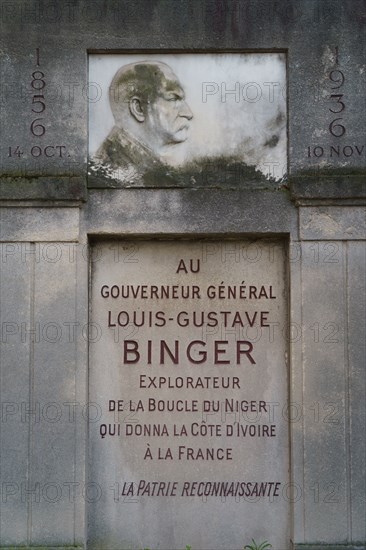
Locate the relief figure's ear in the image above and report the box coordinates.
[129,97,145,123]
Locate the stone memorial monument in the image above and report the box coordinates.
[0,1,365,550]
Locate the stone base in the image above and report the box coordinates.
[0,548,357,550]
[0,547,84,550]
[294,544,366,550]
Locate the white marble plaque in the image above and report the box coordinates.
[88,54,287,185]
[89,240,290,549]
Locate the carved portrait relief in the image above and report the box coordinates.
[89,54,287,187]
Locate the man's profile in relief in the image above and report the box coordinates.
[93,60,193,182]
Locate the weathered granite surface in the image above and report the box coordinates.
[0,1,365,549]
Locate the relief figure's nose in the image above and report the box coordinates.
[179,101,193,120]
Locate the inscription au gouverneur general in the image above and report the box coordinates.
[89,240,289,548]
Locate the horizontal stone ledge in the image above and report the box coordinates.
[290,175,366,201]
[85,188,298,238]
[87,170,286,191]
[0,177,87,202]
